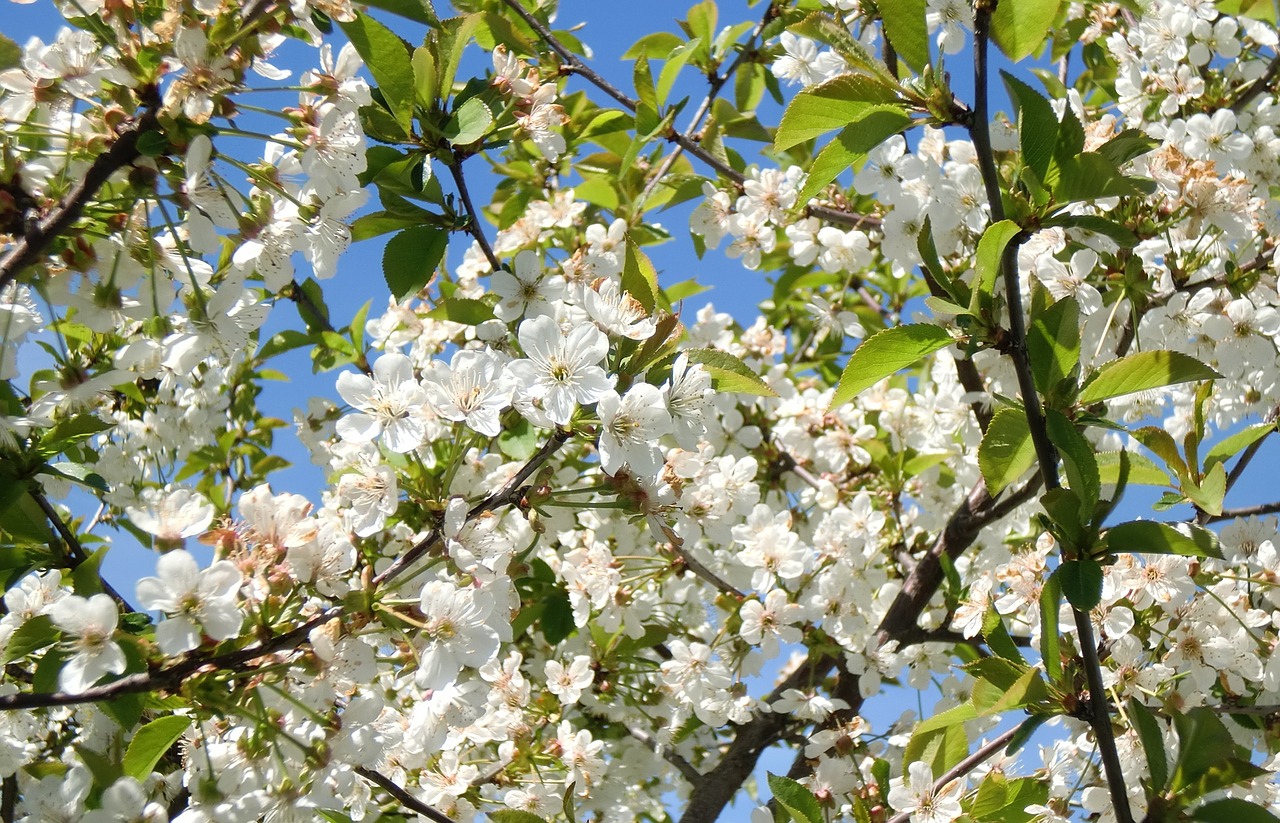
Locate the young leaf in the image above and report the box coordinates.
[774,75,901,150]
[1044,410,1100,514]
[2,614,58,663]
[683,349,778,397]
[1095,450,1172,487]
[1204,421,1275,469]
[623,240,662,313]
[767,772,824,823]
[795,110,914,206]
[991,0,1062,62]
[978,408,1035,496]
[878,0,930,71]
[1192,799,1280,823]
[1183,460,1226,516]
[1027,296,1080,397]
[339,14,415,133]
[1103,520,1221,559]
[1078,351,1221,405]
[383,226,448,300]
[123,715,193,780]
[444,97,492,146]
[1039,573,1062,682]
[829,324,953,409]
[1129,699,1169,792]
[490,812,552,823]
[1056,558,1103,610]
[969,220,1024,315]
[1002,72,1058,183]
[425,298,495,325]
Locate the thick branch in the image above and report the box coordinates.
[0,90,160,293]
[356,767,453,823]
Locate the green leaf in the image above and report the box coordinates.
[1056,558,1102,610]
[1104,520,1221,559]
[1216,0,1277,23]
[1078,351,1221,405]
[991,0,1061,61]
[1131,426,1190,480]
[657,40,701,107]
[123,715,192,780]
[1096,128,1160,167]
[363,0,437,24]
[411,47,437,109]
[979,408,1036,496]
[878,0,930,71]
[383,226,448,300]
[982,608,1025,663]
[1044,410,1100,514]
[683,349,778,397]
[0,33,21,70]
[774,75,901,151]
[38,414,113,457]
[339,14,415,133]
[796,110,915,206]
[970,220,1024,315]
[70,546,109,597]
[1129,699,1168,792]
[904,722,968,777]
[540,592,575,645]
[829,324,953,409]
[622,240,662,314]
[490,812,552,823]
[1096,450,1172,487]
[1192,799,1280,823]
[913,702,977,735]
[1184,460,1226,516]
[40,462,110,495]
[435,14,484,98]
[1204,422,1275,469]
[425,297,495,325]
[1039,573,1062,682]
[135,130,170,158]
[623,31,685,59]
[3,614,59,663]
[444,97,493,146]
[351,211,430,242]
[1002,72,1058,183]
[1171,708,1240,796]
[767,773,824,823]
[1027,296,1080,397]
[1053,152,1156,204]
[0,492,53,545]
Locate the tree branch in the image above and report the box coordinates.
[0,89,160,293]
[623,724,704,784]
[1232,51,1280,114]
[373,427,572,587]
[969,6,1131,820]
[356,767,454,823]
[1206,500,1280,523]
[30,488,135,613]
[447,153,504,273]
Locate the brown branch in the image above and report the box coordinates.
[624,724,704,784]
[373,427,572,587]
[669,540,746,599]
[1232,51,1280,114]
[29,489,135,613]
[356,767,453,823]
[1,775,14,823]
[884,726,1021,823]
[0,605,341,711]
[0,89,160,293]
[447,153,503,273]
[1206,500,1280,523]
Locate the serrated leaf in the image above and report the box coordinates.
[774,75,901,151]
[1002,72,1058,183]
[1045,410,1100,513]
[123,715,192,780]
[383,226,448,300]
[1095,450,1171,487]
[0,33,21,70]
[767,773,824,823]
[913,702,977,735]
[796,110,914,205]
[1104,520,1221,559]
[1184,460,1226,516]
[40,462,110,494]
[1205,422,1275,469]
[490,812,552,823]
[340,14,415,133]
[540,592,575,645]
[979,408,1036,496]
[622,240,661,314]
[1192,799,1280,823]
[411,46,437,108]
[3,614,58,663]
[970,220,1024,314]
[829,324,953,409]
[1171,708,1240,796]
[1079,351,1221,405]
[37,414,113,457]
[445,97,493,146]
[70,545,109,597]
[1039,573,1062,682]
[683,349,778,397]
[991,0,1061,61]
[1131,426,1189,480]
[1028,296,1080,397]
[1129,699,1168,791]
[878,0,930,71]
[1056,558,1103,610]
[436,14,484,98]
[363,0,436,24]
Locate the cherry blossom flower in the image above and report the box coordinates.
[888,760,964,823]
[135,549,243,656]
[336,352,429,453]
[48,594,125,694]
[508,315,613,426]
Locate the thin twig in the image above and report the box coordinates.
[29,489,135,613]
[624,724,703,784]
[447,154,503,273]
[1207,500,1280,523]
[1233,51,1280,114]
[285,281,370,374]
[668,540,746,599]
[884,726,1021,823]
[372,427,572,587]
[356,767,453,823]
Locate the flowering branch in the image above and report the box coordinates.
[668,539,746,599]
[0,88,160,293]
[355,767,453,823]
[884,726,1022,823]
[969,5,1131,820]
[623,724,703,783]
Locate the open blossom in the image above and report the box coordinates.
[125,486,215,547]
[545,655,594,705]
[423,348,511,437]
[508,315,613,426]
[415,581,505,690]
[597,384,672,477]
[135,550,243,656]
[888,760,964,823]
[336,352,429,453]
[48,594,125,694]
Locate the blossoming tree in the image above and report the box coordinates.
[1,0,1280,821]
